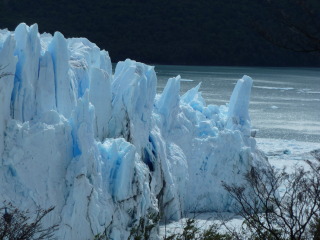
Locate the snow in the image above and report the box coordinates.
[0,23,269,239]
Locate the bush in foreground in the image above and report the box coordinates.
[0,202,58,240]
[222,155,320,240]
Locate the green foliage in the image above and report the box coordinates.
[201,225,232,240]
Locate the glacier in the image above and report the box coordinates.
[0,23,268,239]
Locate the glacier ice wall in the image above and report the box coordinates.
[0,23,268,239]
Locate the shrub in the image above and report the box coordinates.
[223,156,320,240]
[0,202,58,240]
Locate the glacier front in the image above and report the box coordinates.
[0,23,268,239]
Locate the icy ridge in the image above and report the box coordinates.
[0,23,268,239]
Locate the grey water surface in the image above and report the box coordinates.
[155,65,320,143]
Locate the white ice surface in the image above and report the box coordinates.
[0,23,270,239]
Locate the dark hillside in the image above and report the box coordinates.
[0,0,319,66]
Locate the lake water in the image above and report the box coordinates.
[155,65,320,143]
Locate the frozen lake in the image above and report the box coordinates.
[155,65,320,143]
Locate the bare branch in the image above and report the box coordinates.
[0,202,59,240]
[223,162,320,239]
